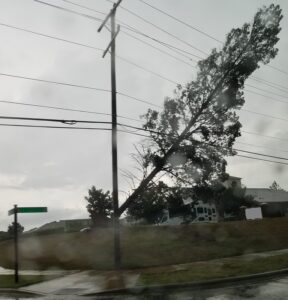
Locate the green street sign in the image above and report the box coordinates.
[8,207,48,215]
[17,207,48,213]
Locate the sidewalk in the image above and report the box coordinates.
[20,271,140,296]
[0,267,70,276]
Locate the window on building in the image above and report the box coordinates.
[197,207,204,214]
[208,209,212,215]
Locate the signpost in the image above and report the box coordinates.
[8,205,48,283]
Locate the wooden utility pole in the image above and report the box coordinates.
[98,0,122,270]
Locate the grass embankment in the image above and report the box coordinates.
[0,218,288,270]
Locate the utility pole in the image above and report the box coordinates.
[98,0,122,270]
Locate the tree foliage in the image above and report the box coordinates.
[127,182,199,224]
[119,4,282,214]
[7,223,24,236]
[269,180,286,191]
[217,187,258,219]
[127,181,168,224]
[85,186,113,227]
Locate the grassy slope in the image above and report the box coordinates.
[0,218,288,270]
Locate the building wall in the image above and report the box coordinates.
[222,176,242,189]
[262,202,288,218]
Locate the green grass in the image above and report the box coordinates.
[140,253,288,285]
[0,275,51,288]
[1,218,288,270]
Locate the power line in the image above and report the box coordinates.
[121,25,203,60]
[241,109,288,123]
[236,141,288,154]
[117,92,161,108]
[246,83,288,100]
[34,0,288,80]
[2,71,288,127]
[250,76,288,94]
[1,117,287,165]
[242,130,288,143]
[135,0,288,78]
[136,0,223,44]
[245,89,288,105]
[2,23,286,106]
[118,122,288,161]
[25,4,288,97]
[120,29,196,68]
[235,154,288,166]
[0,22,104,52]
[1,26,287,117]
[117,55,179,85]
[2,113,288,162]
[267,65,288,77]
[32,0,202,60]
[0,72,110,92]
[33,0,103,22]
[60,0,106,16]
[234,148,288,161]
[0,115,112,125]
[105,0,208,56]
[0,123,111,131]
[0,72,161,108]
[0,99,142,123]
[0,24,177,93]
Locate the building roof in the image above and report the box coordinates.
[246,188,288,203]
[228,176,242,180]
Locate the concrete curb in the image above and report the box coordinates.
[84,267,288,296]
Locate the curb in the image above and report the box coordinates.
[84,267,288,296]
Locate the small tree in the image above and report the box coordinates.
[85,186,113,227]
[7,223,24,236]
[217,187,258,219]
[269,181,286,191]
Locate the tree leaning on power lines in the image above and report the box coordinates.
[119,4,283,215]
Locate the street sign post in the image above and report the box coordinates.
[8,205,48,283]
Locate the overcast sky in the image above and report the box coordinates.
[0,0,287,231]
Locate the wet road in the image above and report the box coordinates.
[1,275,288,299]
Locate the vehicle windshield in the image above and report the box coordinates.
[0,0,288,299]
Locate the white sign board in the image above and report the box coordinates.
[245,207,263,220]
[183,197,193,205]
